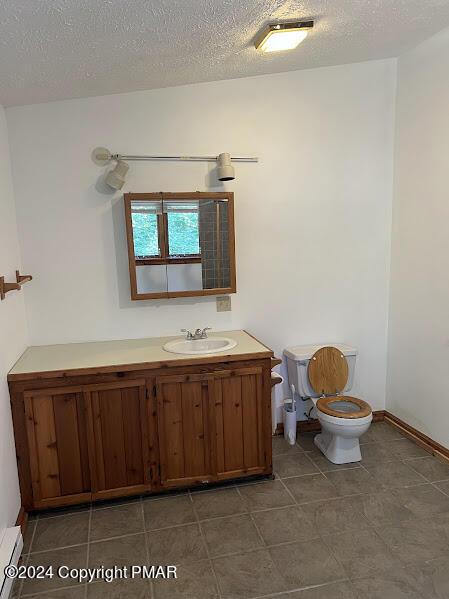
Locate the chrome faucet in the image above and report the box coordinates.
[181,327,212,340]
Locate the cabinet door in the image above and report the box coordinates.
[156,374,215,487]
[214,367,269,479]
[24,387,91,507]
[85,380,151,499]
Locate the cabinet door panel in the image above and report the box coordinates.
[157,374,214,487]
[24,388,90,503]
[214,367,267,478]
[85,380,150,497]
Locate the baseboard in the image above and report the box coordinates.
[384,411,449,464]
[274,409,449,465]
[15,506,28,535]
[275,410,385,435]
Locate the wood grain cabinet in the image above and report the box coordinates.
[156,373,215,487]
[10,355,274,511]
[24,387,91,507]
[84,380,152,500]
[214,367,267,479]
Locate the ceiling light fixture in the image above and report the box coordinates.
[91,147,258,188]
[105,160,129,190]
[255,20,314,53]
[216,153,235,181]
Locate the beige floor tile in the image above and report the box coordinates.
[213,549,287,598]
[237,479,294,511]
[283,473,340,504]
[147,523,207,565]
[377,518,449,565]
[201,514,263,557]
[143,495,196,530]
[392,484,449,519]
[364,461,426,488]
[269,538,345,590]
[24,586,86,599]
[89,534,146,569]
[323,528,402,579]
[301,496,371,535]
[351,568,424,599]
[153,560,219,598]
[31,512,89,553]
[407,554,449,599]
[325,468,381,496]
[22,545,88,595]
[387,438,430,459]
[90,502,144,541]
[273,452,319,478]
[406,456,449,482]
[252,504,320,545]
[275,581,356,599]
[272,435,303,456]
[86,578,150,599]
[191,488,247,520]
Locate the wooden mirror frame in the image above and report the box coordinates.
[124,192,236,300]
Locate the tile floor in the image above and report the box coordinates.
[13,422,449,599]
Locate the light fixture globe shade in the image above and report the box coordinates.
[91,146,112,166]
[105,160,129,190]
[217,153,235,181]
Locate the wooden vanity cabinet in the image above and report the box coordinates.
[23,387,91,507]
[156,373,216,488]
[9,357,274,511]
[84,380,152,501]
[156,365,268,489]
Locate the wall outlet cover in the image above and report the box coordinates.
[216,295,231,312]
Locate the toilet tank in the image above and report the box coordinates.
[284,343,357,399]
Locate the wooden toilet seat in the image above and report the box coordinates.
[316,395,372,419]
[308,346,349,395]
[308,346,371,419]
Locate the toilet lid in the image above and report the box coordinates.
[317,396,372,419]
[307,346,349,395]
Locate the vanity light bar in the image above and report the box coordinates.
[92,147,258,188]
[91,147,258,165]
[111,154,258,163]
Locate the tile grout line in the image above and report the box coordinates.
[277,476,300,506]
[140,496,154,599]
[21,583,86,598]
[250,578,352,599]
[32,508,91,521]
[189,489,223,599]
[432,481,449,497]
[84,505,92,599]
[234,484,267,550]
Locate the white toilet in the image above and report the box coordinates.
[284,344,372,464]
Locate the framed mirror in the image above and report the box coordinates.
[124,192,236,299]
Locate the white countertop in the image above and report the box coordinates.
[8,330,273,379]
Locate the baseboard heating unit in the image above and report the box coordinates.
[0,527,23,599]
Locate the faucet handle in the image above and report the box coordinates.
[181,329,193,340]
[201,327,212,338]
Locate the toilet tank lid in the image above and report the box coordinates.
[284,343,358,362]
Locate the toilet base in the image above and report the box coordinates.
[314,431,362,465]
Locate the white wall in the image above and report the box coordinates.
[7,59,396,411]
[0,106,28,531]
[387,28,449,446]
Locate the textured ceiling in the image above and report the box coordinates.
[1,0,449,106]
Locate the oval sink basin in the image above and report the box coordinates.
[163,337,237,355]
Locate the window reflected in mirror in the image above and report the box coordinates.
[125,193,236,299]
